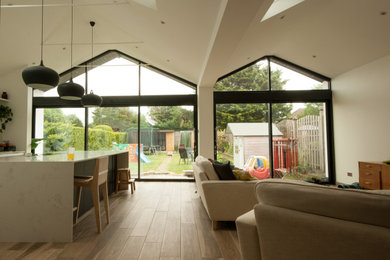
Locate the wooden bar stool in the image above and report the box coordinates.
[116,168,136,194]
[74,157,110,233]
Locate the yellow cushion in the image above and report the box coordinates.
[233,169,257,181]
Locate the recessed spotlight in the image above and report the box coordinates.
[166,59,170,62]
[280,15,285,19]
[380,11,387,16]
[135,46,138,49]
[160,20,166,24]
[312,55,317,58]
[62,47,66,50]
[247,57,251,60]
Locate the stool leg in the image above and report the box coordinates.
[116,172,120,193]
[127,170,134,194]
[75,186,82,224]
[102,181,110,224]
[91,186,101,233]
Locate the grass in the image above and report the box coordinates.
[167,153,193,174]
[128,152,193,177]
[128,153,166,176]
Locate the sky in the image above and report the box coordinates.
[35,57,324,126]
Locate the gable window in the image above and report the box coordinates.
[214,56,334,183]
[33,50,197,180]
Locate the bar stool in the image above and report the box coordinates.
[74,157,110,233]
[116,168,136,194]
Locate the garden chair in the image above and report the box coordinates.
[179,148,188,164]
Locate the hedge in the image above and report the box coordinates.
[43,122,128,152]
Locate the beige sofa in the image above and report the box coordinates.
[193,155,258,229]
[236,179,390,260]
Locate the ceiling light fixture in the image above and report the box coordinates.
[22,0,59,92]
[81,21,103,107]
[57,0,84,100]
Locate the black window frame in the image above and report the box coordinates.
[32,50,198,181]
[214,56,335,184]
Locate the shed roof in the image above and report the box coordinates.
[226,123,283,136]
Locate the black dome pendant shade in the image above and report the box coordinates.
[58,0,85,100]
[81,91,103,107]
[22,60,59,91]
[57,79,85,100]
[22,0,59,92]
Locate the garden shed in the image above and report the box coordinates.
[226,123,283,168]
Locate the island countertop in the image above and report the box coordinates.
[0,150,128,163]
[0,150,129,242]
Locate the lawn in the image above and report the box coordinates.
[128,152,194,177]
[167,153,193,174]
[128,153,166,176]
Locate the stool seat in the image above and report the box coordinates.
[116,168,136,194]
[74,176,93,184]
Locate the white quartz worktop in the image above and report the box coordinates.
[0,150,127,163]
[0,150,129,242]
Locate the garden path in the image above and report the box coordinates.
[156,154,173,173]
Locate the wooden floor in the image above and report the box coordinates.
[0,182,242,260]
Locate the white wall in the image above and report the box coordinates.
[0,69,32,152]
[333,54,390,184]
[197,86,214,158]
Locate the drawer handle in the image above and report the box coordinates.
[364,181,372,185]
[364,172,372,176]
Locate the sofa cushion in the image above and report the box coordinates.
[255,179,390,228]
[195,156,219,180]
[213,161,235,180]
[233,169,257,181]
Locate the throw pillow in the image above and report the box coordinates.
[212,161,235,180]
[233,169,257,181]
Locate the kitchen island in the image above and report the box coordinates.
[0,150,129,242]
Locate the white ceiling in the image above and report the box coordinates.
[0,0,389,86]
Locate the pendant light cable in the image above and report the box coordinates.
[40,0,44,64]
[70,0,74,79]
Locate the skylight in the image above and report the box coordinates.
[261,0,305,22]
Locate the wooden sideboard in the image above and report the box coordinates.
[359,161,390,190]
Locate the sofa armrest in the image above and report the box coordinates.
[201,180,258,221]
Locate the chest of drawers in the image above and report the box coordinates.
[359,161,390,190]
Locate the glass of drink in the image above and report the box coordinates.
[67,147,75,160]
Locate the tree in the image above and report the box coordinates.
[298,103,323,119]
[91,107,149,130]
[44,108,66,123]
[148,106,193,130]
[65,114,83,127]
[214,63,292,130]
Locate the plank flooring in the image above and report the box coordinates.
[0,182,241,260]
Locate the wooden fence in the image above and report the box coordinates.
[278,112,325,172]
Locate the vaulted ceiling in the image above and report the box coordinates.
[0,0,389,86]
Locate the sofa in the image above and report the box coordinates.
[193,155,259,229]
[236,179,390,260]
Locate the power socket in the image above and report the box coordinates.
[347,172,352,177]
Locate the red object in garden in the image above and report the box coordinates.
[249,167,270,180]
[273,139,298,176]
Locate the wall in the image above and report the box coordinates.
[0,69,32,152]
[197,86,214,158]
[333,54,390,184]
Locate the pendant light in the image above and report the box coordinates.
[22,0,59,92]
[57,0,84,100]
[81,21,103,107]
